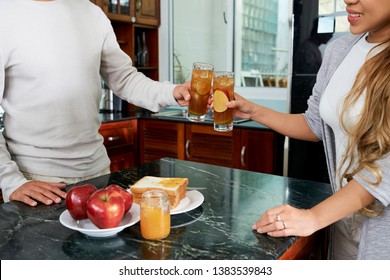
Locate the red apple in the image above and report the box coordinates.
[106,184,133,213]
[66,184,97,220]
[86,189,125,229]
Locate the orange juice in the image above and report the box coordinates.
[140,205,170,240]
[140,190,170,240]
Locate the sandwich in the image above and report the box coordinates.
[130,176,188,209]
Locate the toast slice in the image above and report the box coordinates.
[130,176,188,209]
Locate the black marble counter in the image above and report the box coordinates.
[0,158,332,260]
[100,108,271,131]
[99,110,142,123]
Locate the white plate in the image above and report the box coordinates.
[170,190,204,215]
[59,204,140,238]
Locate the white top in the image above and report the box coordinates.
[0,0,178,201]
[319,35,378,259]
[320,35,377,186]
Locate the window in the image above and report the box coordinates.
[160,0,292,101]
[319,0,349,33]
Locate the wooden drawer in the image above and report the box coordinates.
[139,119,185,163]
[99,119,137,149]
[108,151,137,172]
[99,119,138,172]
[185,124,241,168]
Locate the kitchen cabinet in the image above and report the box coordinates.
[95,0,133,22]
[279,230,327,259]
[134,0,161,26]
[90,0,160,108]
[185,124,241,168]
[139,119,284,175]
[91,0,160,26]
[139,120,185,163]
[240,129,284,175]
[99,119,138,172]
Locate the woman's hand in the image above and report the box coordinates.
[9,181,67,207]
[252,204,318,237]
[173,81,191,106]
[226,93,258,119]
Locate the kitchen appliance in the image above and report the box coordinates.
[100,80,123,112]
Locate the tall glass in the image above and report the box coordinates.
[213,71,235,132]
[140,190,171,240]
[187,62,214,122]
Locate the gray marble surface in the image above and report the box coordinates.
[0,158,332,260]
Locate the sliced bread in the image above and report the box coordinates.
[130,176,188,209]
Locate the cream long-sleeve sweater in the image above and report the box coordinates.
[0,0,177,201]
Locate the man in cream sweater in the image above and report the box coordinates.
[0,0,190,206]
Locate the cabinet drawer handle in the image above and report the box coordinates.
[241,146,246,167]
[108,136,120,141]
[185,139,190,158]
[136,0,141,11]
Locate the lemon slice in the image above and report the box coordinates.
[213,90,229,113]
[196,80,211,95]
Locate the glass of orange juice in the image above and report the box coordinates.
[140,190,170,240]
[187,62,214,122]
[213,71,235,132]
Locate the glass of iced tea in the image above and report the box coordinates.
[213,71,235,132]
[140,190,170,240]
[187,62,214,122]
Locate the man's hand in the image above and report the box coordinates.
[173,81,191,106]
[9,181,67,207]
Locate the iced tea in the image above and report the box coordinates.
[187,62,214,122]
[213,72,234,132]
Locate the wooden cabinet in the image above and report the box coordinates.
[240,129,284,175]
[90,0,161,107]
[135,0,161,26]
[99,119,138,172]
[185,124,241,168]
[139,119,284,175]
[97,0,133,22]
[139,120,185,163]
[279,229,328,259]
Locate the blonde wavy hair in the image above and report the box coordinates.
[339,40,390,217]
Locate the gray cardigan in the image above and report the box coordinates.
[304,34,390,259]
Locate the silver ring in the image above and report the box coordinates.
[282,220,287,229]
[276,214,281,222]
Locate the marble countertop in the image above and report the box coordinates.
[0,158,332,260]
[99,108,272,130]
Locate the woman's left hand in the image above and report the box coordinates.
[252,204,318,237]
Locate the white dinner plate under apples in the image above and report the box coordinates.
[59,204,140,238]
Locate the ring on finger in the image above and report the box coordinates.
[281,220,287,229]
[276,214,281,222]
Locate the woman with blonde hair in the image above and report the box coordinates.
[228,0,390,259]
